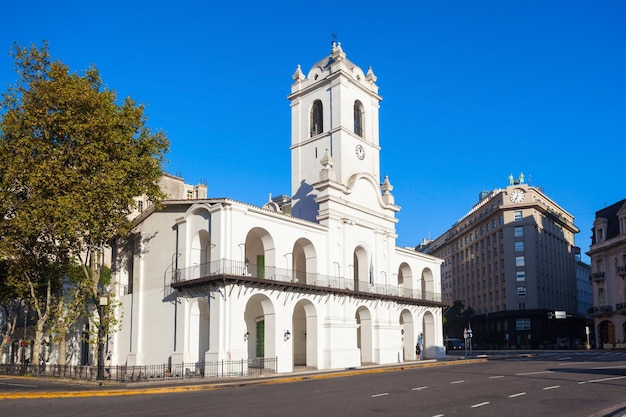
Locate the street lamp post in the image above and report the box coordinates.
[23,307,28,364]
[333,262,341,278]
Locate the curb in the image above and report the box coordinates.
[0,357,490,400]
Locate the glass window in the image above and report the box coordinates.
[515,241,524,251]
[514,226,523,237]
[516,271,526,281]
[514,211,523,221]
[353,100,364,137]
[516,256,525,267]
[596,228,604,242]
[516,318,531,330]
[517,287,526,296]
[310,100,323,137]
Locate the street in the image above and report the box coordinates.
[1,351,626,417]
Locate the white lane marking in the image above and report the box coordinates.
[471,402,490,408]
[543,385,560,390]
[557,357,572,361]
[0,382,38,387]
[586,376,626,383]
[432,414,445,417]
[593,365,626,370]
[412,386,428,391]
[508,392,526,398]
[489,375,505,379]
[559,362,588,366]
[371,393,389,398]
[450,380,465,384]
[517,371,553,376]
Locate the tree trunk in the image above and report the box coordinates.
[33,320,45,366]
[27,273,52,367]
[58,333,67,366]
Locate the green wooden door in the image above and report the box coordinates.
[256,255,265,279]
[256,320,265,357]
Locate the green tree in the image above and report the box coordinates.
[443,300,465,338]
[443,300,464,326]
[0,41,169,370]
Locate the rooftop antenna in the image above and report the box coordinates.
[331,31,337,45]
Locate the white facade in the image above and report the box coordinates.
[110,43,445,373]
[587,198,626,348]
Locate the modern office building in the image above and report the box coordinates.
[587,198,626,348]
[107,43,446,374]
[575,253,592,318]
[423,174,586,349]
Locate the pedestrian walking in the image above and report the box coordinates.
[104,355,111,379]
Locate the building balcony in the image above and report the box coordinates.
[170,258,446,307]
[618,265,626,277]
[588,305,613,317]
[616,303,626,314]
[591,272,605,282]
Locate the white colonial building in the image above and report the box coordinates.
[110,43,445,374]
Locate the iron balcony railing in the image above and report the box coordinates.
[616,303,626,312]
[173,258,442,303]
[588,305,613,315]
[591,271,605,282]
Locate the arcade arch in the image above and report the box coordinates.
[397,263,412,297]
[292,238,317,284]
[421,268,435,299]
[422,311,436,359]
[292,300,318,368]
[243,228,276,279]
[353,246,370,292]
[356,306,373,364]
[188,298,209,364]
[399,309,414,361]
[244,295,276,360]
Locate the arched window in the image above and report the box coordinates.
[353,100,364,137]
[598,288,606,306]
[310,100,323,137]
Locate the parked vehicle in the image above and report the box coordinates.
[444,338,464,352]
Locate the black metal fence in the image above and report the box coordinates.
[0,357,277,383]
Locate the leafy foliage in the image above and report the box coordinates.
[0,41,169,364]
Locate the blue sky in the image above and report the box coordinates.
[2,1,624,261]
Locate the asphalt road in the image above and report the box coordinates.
[1,351,626,417]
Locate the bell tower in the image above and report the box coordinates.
[288,42,384,221]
